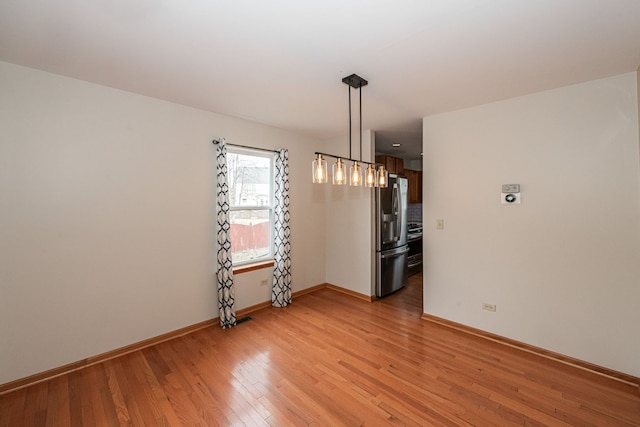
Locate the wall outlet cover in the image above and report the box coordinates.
[482,303,497,312]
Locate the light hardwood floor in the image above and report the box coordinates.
[1,274,639,426]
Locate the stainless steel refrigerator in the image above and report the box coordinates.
[375,174,409,298]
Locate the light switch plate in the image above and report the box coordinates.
[502,184,520,193]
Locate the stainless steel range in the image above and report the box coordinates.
[407,223,423,275]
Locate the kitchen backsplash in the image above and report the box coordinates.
[407,203,422,223]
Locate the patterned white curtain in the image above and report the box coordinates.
[272,148,292,307]
[215,138,237,328]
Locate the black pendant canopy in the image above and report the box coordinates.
[342,74,368,89]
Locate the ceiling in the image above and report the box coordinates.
[2,1,640,160]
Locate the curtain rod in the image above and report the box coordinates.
[212,139,280,154]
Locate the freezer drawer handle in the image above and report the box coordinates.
[380,248,409,259]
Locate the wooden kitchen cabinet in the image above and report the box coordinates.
[375,155,404,175]
[375,155,420,201]
[405,169,422,203]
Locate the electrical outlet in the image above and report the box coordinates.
[436,219,445,230]
[482,303,497,312]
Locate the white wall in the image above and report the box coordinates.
[0,61,325,384]
[321,130,376,297]
[422,72,640,376]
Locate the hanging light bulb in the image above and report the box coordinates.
[365,164,376,188]
[350,161,363,186]
[312,154,328,183]
[377,165,388,188]
[333,158,346,185]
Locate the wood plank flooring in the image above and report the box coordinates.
[2,274,639,426]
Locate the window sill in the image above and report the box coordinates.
[233,260,274,275]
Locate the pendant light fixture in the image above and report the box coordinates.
[377,165,388,187]
[333,158,346,185]
[350,162,363,186]
[365,163,377,187]
[312,153,328,183]
[312,74,387,188]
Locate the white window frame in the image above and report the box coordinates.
[226,146,275,266]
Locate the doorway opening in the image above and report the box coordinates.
[376,271,423,315]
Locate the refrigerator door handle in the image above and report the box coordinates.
[380,247,409,259]
[393,183,401,242]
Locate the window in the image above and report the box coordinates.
[226,147,275,265]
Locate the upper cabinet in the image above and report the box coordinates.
[404,169,422,203]
[376,155,421,202]
[375,155,404,175]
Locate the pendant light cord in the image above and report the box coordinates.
[348,84,352,160]
[347,83,363,162]
[359,85,362,162]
